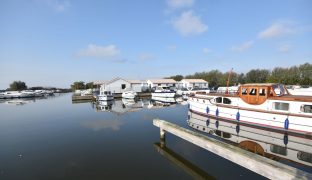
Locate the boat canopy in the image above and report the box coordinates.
[238,83,289,105]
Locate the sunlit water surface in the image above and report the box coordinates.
[0,93,301,179]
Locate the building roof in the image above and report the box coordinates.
[93,80,108,85]
[95,78,144,85]
[127,80,143,84]
[147,79,176,83]
[181,79,208,83]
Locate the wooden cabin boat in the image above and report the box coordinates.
[188,83,312,136]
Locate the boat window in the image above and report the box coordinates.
[297,151,312,163]
[273,102,289,111]
[270,144,287,156]
[215,130,222,137]
[223,98,231,104]
[259,88,266,96]
[104,91,108,95]
[300,105,312,113]
[222,132,231,138]
[215,97,222,103]
[242,88,248,95]
[121,84,126,89]
[249,88,257,96]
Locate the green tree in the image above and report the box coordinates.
[71,81,85,91]
[86,82,94,89]
[299,63,312,85]
[166,75,184,81]
[9,81,27,91]
[246,69,269,83]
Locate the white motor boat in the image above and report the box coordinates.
[0,91,35,99]
[98,90,114,101]
[151,86,176,98]
[122,90,137,99]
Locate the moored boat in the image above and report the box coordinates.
[98,85,114,101]
[152,86,176,98]
[0,91,35,99]
[122,90,137,99]
[188,83,312,136]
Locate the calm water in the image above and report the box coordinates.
[0,93,307,179]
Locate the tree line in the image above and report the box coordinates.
[3,81,71,92]
[166,63,312,88]
[70,81,94,91]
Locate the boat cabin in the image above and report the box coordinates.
[238,83,289,105]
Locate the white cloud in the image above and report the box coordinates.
[167,0,194,9]
[47,0,71,12]
[231,41,254,52]
[138,53,155,62]
[77,44,122,62]
[258,21,296,39]
[203,48,211,53]
[77,44,121,59]
[278,43,291,53]
[171,11,208,36]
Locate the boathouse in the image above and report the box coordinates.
[95,77,148,94]
[146,79,177,88]
[178,79,208,89]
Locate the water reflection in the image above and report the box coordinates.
[0,94,61,106]
[154,142,215,180]
[187,111,312,167]
[83,119,124,131]
[93,97,188,113]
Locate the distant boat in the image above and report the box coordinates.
[122,90,137,99]
[152,86,175,98]
[0,91,35,99]
[98,90,114,101]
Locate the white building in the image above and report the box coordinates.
[146,79,177,88]
[179,79,208,89]
[96,77,147,94]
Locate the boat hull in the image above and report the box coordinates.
[151,92,175,98]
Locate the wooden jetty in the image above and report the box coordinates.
[71,95,96,102]
[153,119,312,180]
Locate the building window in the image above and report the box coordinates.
[121,84,126,89]
[273,102,289,111]
[300,105,312,113]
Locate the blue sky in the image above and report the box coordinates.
[0,0,311,89]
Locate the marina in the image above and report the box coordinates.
[0,93,311,179]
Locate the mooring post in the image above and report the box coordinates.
[160,128,166,140]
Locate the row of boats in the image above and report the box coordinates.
[0,90,54,99]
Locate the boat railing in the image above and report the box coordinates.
[199,90,238,95]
